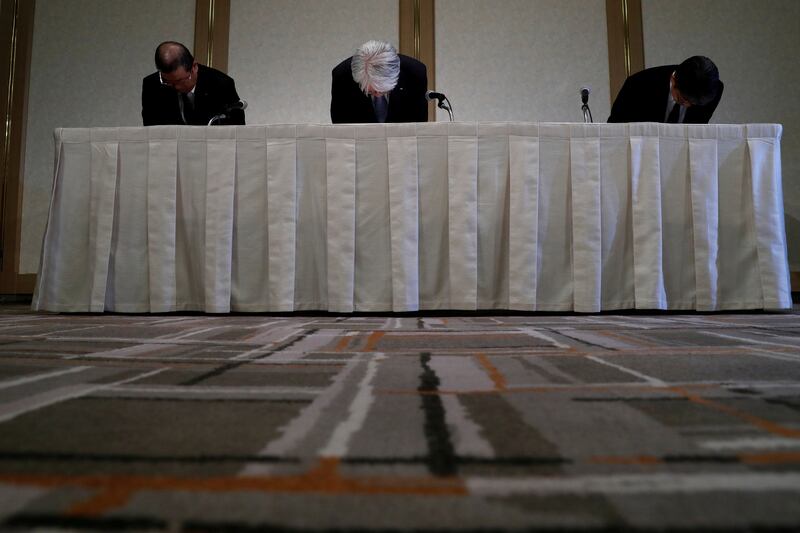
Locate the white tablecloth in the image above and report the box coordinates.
[33,122,792,312]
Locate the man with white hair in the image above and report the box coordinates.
[331,40,428,123]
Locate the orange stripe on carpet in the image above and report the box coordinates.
[740,451,800,464]
[0,458,468,517]
[669,386,800,438]
[334,335,352,352]
[476,353,507,391]
[362,331,385,351]
[66,486,133,516]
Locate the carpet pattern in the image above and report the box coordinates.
[0,306,799,531]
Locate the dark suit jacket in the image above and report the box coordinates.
[330,54,428,123]
[608,65,724,124]
[142,64,245,126]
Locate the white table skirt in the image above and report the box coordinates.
[32,122,792,313]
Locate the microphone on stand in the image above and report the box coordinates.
[208,100,248,125]
[426,90,454,122]
[580,87,593,123]
[227,100,248,112]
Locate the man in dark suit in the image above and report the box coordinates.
[142,41,245,126]
[608,56,723,124]
[331,40,428,124]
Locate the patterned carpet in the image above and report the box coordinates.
[1,304,800,531]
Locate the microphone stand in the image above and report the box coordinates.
[426,91,454,122]
[208,100,247,126]
[439,97,454,122]
[208,114,228,126]
[582,104,593,123]
[580,88,593,123]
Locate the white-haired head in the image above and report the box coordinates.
[351,40,400,96]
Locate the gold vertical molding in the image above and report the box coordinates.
[1,2,20,247]
[206,0,215,66]
[0,0,35,292]
[194,0,230,72]
[622,0,630,75]
[399,0,435,121]
[413,0,420,59]
[606,0,644,105]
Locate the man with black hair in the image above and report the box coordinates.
[608,56,723,124]
[142,41,245,126]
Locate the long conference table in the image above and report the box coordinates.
[32,122,791,313]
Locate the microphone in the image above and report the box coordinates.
[579,86,593,123]
[225,99,248,111]
[208,100,247,125]
[425,90,454,122]
[580,87,590,105]
[425,91,447,103]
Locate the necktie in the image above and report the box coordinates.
[373,95,388,123]
[179,92,194,124]
[667,102,681,123]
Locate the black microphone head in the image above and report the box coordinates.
[580,86,590,105]
[224,100,247,112]
[426,90,446,102]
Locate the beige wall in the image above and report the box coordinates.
[228,0,398,124]
[435,0,610,122]
[642,0,800,270]
[20,0,195,273]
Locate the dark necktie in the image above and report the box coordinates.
[373,95,388,123]
[180,93,194,124]
[667,102,681,123]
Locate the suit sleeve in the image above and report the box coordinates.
[222,77,245,125]
[330,68,347,124]
[697,81,724,124]
[142,78,158,126]
[412,64,429,123]
[608,77,634,123]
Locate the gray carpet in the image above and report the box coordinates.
[0,304,799,531]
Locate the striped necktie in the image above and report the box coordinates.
[373,95,388,123]
[179,92,194,124]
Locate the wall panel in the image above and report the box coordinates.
[435,0,611,122]
[20,0,195,273]
[228,0,398,124]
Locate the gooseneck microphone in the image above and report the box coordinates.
[225,100,248,112]
[580,87,590,105]
[425,91,447,103]
[208,100,248,125]
[426,90,454,122]
[580,87,593,123]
